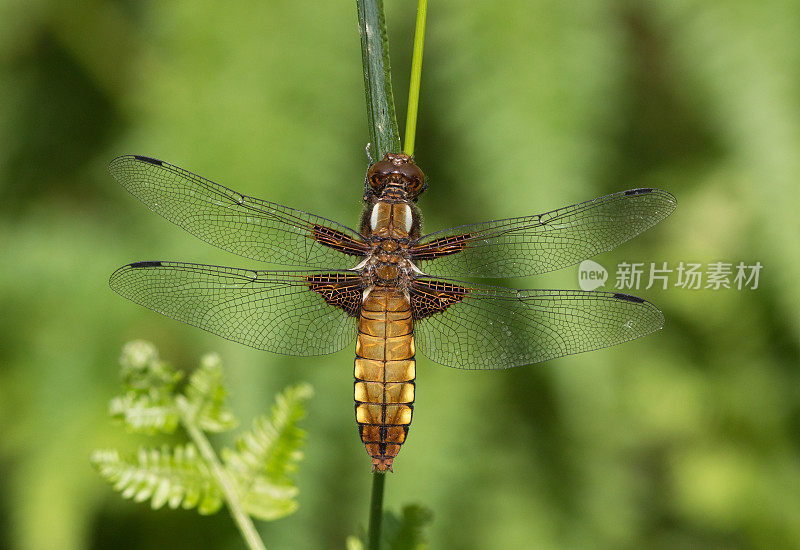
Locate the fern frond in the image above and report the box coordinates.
[225,383,313,484]
[119,340,183,392]
[181,352,237,432]
[111,340,182,434]
[237,480,299,521]
[109,393,180,434]
[91,444,223,515]
[222,383,313,520]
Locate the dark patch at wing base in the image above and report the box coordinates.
[410,279,468,319]
[306,273,363,317]
[410,233,472,262]
[311,224,369,257]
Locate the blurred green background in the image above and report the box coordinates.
[2,1,799,548]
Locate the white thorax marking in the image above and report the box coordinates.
[352,257,369,271]
[403,204,413,233]
[370,203,381,231]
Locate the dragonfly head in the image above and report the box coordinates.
[367,152,427,201]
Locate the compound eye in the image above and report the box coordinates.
[398,164,426,197]
[367,159,394,191]
[407,180,423,197]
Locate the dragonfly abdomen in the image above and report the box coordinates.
[354,287,415,472]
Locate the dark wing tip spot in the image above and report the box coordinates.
[613,292,645,303]
[624,188,654,196]
[133,155,163,166]
[130,261,163,268]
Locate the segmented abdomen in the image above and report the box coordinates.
[354,287,415,471]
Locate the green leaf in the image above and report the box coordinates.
[91,444,223,515]
[357,0,401,157]
[181,352,238,433]
[382,505,434,550]
[222,383,313,520]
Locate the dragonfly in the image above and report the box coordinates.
[109,153,676,471]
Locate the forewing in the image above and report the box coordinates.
[412,188,676,278]
[109,262,361,355]
[109,155,368,269]
[411,278,664,370]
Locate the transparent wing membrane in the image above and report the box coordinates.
[412,278,664,370]
[109,155,368,269]
[109,155,672,369]
[412,188,676,278]
[109,262,360,355]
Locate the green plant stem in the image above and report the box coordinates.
[182,410,267,550]
[357,0,401,158]
[403,0,428,156]
[356,1,404,547]
[367,472,386,550]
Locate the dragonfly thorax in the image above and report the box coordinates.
[356,199,424,287]
[359,236,421,287]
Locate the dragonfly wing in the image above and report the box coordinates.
[109,262,361,356]
[411,188,676,278]
[411,278,664,370]
[109,155,369,269]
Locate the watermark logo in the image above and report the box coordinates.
[578,260,608,291]
[577,261,763,291]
